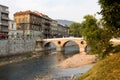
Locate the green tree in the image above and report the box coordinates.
[98,0,120,37]
[69,22,81,37]
[81,15,111,58]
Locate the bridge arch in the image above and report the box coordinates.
[44,42,57,47]
[62,40,79,47]
[44,42,57,54]
[62,40,87,53]
[44,41,58,48]
[62,40,85,47]
[63,40,80,54]
[43,37,87,53]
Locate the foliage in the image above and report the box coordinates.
[69,22,82,37]
[26,54,32,58]
[80,15,111,58]
[76,52,120,80]
[98,0,120,37]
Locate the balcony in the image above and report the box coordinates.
[1,22,8,26]
[1,27,9,32]
[1,10,9,14]
[1,16,9,20]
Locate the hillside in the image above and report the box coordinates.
[76,52,120,80]
[56,19,74,26]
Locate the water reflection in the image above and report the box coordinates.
[48,41,80,55]
[0,44,92,80]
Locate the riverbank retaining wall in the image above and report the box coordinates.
[0,39,36,56]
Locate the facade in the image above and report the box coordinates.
[57,24,69,38]
[50,20,58,38]
[14,10,69,39]
[0,4,9,34]
[51,20,69,38]
[14,10,42,39]
[8,20,17,39]
[41,13,52,39]
[14,10,52,40]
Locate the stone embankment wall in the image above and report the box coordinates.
[0,39,36,56]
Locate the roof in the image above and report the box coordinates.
[0,4,8,8]
[14,10,41,16]
[14,10,52,20]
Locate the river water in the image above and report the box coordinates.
[0,44,92,80]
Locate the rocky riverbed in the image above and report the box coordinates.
[58,52,97,68]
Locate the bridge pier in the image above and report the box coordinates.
[56,47,64,52]
[35,40,44,51]
[80,47,86,53]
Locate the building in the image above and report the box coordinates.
[14,10,42,39]
[40,12,52,39]
[50,20,58,38]
[57,24,69,38]
[51,20,69,38]
[0,4,9,34]
[14,10,69,39]
[14,10,52,39]
[8,20,17,39]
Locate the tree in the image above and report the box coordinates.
[81,15,111,58]
[69,22,81,37]
[98,0,120,37]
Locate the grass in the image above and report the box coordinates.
[25,54,32,58]
[76,52,120,80]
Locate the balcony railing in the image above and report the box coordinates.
[1,16,9,20]
[0,27,9,32]
[1,22,8,26]
[1,10,9,14]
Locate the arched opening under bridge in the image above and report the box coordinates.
[63,40,79,55]
[44,42,56,55]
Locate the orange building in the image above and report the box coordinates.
[14,10,52,39]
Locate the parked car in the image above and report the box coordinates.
[0,33,8,40]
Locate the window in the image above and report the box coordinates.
[12,24,14,29]
[19,18,21,23]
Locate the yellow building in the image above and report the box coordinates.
[14,10,51,39]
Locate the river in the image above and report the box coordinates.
[0,43,92,80]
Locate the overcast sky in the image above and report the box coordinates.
[0,0,101,22]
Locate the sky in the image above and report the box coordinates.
[0,0,101,22]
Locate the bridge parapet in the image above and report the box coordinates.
[43,37,84,41]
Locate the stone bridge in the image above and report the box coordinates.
[35,37,87,53]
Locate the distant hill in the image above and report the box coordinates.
[56,19,74,26]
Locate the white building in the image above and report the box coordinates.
[8,20,17,39]
[0,4,9,34]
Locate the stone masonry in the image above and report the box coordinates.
[0,39,36,56]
